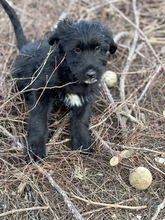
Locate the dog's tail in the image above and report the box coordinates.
[0,0,27,50]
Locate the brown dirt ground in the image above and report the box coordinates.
[0,0,165,219]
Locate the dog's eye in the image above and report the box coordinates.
[95,46,101,52]
[75,47,81,53]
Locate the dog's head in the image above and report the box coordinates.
[48,19,117,84]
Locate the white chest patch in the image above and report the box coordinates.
[65,94,84,107]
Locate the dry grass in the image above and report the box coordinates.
[0,0,165,219]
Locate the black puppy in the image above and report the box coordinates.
[1,0,117,161]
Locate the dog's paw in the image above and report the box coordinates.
[24,146,46,162]
[80,146,94,154]
[71,145,94,155]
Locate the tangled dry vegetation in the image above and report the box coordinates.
[0,0,165,219]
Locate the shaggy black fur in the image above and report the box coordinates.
[1,0,117,161]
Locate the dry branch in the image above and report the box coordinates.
[92,130,116,156]
[114,0,140,138]
[0,206,48,218]
[121,146,165,156]
[102,0,141,138]
[0,125,23,148]
[0,0,165,219]
[72,194,147,211]
[137,65,162,102]
[151,198,165,220]
[119,0,139,103]
[101,81,124,134]
[110,2,165,70]
[36,164,84,220]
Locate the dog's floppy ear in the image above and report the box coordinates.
[109,40,117,54]
[48,19,75,46]
[103,26,117,54]
[48,29,60,46]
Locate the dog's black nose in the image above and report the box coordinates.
[86,69,96,79]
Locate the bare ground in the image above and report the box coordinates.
[0,0,165,219]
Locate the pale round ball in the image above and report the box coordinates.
[163,110,165,118]
[129,167,152,190]
[109,156,119,166]
[103,71,117,88]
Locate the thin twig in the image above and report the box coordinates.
[102,81,123,128]
[145,160,165,176]
[53,12,67,29]
[0,46,56,110]
[36,164,84,220]
[0,125,24,148]
[114,31,132,43]
[120,111,145,127]
[121,145,165,156]
[0,206,48,218]
[72,194,147,210]
[24,184,43,220]
[120,0,139,104]
[53,0,79,27]
[110,2,165,70]
[102,81,130,139]
[151,198,165,220]
[137,65,162,102]
[117,0,140,138]
[82,198,134,216]
[93,130,116,156]
[27,53,66,113]
[102,81,116,107]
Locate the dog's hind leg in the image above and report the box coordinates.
[70,103,92,152]
[25,92,53,161]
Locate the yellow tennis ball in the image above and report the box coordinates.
[103,71,117,87]
[129,167,152,190]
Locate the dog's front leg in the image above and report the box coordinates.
[25,94,52,161]
[70,103,92,152]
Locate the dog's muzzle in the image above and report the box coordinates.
[84,69,97,84]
